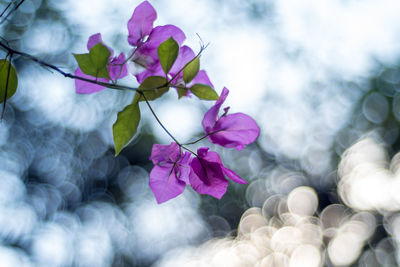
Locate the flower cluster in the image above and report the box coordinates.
[149,87,259,203]
[73,1,260,203]
[74,34,128,94]
[75,0,212,96]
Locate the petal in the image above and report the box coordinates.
[222,166,247,184]
[135,61,164,84]
[195,147,246,184]
[176,152,192,184]
[136,24,186,62]
[127,1,157,46]
[108,53,128,80]
[198,147,223,164]
[87,33,102,50]
[87,33,114,57]
[208,112,260,150]
[202,87,229,131]
[188,70,214,88]
[197,147,210,158]
[149,142,180,165]
[149,164,186,204]
[189,157,228,199]
[74,68,108,94]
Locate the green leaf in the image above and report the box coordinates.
[190,84,219,100]
[177,86,188,99]
[0,59,18,103]
[134,76,169,102]
[73,43,110,79]
[73,53,94,75]
[90,43,110,68]
[113,102,141,156]
[157,37,179,75]
[183,57,200,83]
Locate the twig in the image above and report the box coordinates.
[0,39,139,91]
[168,42,209,85]
[0,2,12,19]
[140,92,198,157]
[141,92,180,145]
[0,0,26,25]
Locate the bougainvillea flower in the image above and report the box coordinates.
[202,87,259,150]
[108,53,128,81]
[133,24,186,83]
[135,44,214,96]
[127,1,157,46]
[75,33,128,94]
[126,1,213,93]
[149,142,192,204]
[189,147,246,199]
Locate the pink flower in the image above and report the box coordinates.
[75,33,128,94]
[132,24,186,83]
[189,147,246,199]
[149,142,191,204]
[127,1,157,47]
[127,1,213,92]
[202,87,260,150]
[135,40,214,95]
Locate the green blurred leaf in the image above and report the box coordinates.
[183,57,200,84]
[158,37,179,75]
[190,84,219,100]
[90,43,110,68]
[0,59,18,103]
[177,85,187,99]
[113,102,141,156]
[73,53,93,74]
[73,43,110,79]
[134,76,169,102]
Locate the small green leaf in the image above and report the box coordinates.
[158,37,179,75]
[74,53,95,75]
[0,59,18,103]
[190,84,219,100]
[183,57,200,83]
[113,102,141,156]
[177,86,187,99]
[73,43,110,79]
[90,43,110,68]
[134,76,169,102]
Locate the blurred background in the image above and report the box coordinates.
[1,0,400,266]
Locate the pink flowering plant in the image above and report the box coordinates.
[0,1,260,204]
[72,1,260,203]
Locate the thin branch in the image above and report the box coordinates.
[141,92,180,145]
[182,129,223,146]
[140,92,198,157]
[2,53,12,119]
[0,2,12,19]
[0,0,26,25]
[183,133,210,146]
[168,42,209,85]
[182,146,198,157]
[0,39,139,92]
